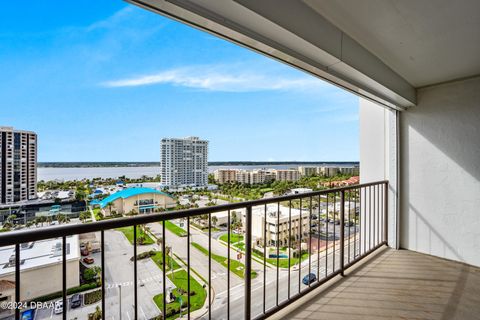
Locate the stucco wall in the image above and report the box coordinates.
[400,77,480,267]
[359,98,399,248]
[106,192,176,215]
[2,259,79,301]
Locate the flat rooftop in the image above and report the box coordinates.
[0,235,79,276]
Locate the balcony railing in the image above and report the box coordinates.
[0,180,387,320]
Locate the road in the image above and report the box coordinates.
[204,240,362,320]
[148,219,362,320]
[102,230,167,320]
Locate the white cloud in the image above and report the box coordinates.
[101,64,329,92]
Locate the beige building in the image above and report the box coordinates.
[0,235,80,314]
[245,204,311,247]
[235,170,250,184]
[319,166,339,177]
[232,169,275,185]
[99,187,176,215]
[214,169,237,184]
[339,166,360,176]
[275,169,300,182]
[298,166,319,176]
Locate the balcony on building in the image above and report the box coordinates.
[1,1,480,320]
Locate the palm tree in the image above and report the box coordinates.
[79,211,90,223]
[212,216,218,228]
[106,202,114,215]
[57,213,68,224]
[2,214,16,230]
[156,237,163,251]
[88,306,102,320]
[2,220,13,230]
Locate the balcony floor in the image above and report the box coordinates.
[271,246,480,320]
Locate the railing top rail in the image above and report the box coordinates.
[0,180,387,247]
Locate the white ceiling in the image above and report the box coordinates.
[304,0,480,87]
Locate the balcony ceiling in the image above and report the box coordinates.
[129,0,480,109]
[304,0,480,88]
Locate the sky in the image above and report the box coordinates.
[0,1,359,162]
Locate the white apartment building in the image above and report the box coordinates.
[246,204,311,247]
[339,166,359,176]
[234,170,250,184]
[275,169,300,182]
[160,137,208,188]
[234,170,263,184]
[298,166,319,176]
[319,166,339,177]
[0,127,37,204]
[213,169,237,184]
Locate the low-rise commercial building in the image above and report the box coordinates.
[99,187,176,215]
[0,236,80,309]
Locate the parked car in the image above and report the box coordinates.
[70,294,82,308]
[83,257,94,264]
[302,273,316,285]
[54,300,63,314]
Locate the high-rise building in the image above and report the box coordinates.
[160,136,208,188]
[0,127,37,204]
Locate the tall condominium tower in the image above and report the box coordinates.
[160,136,209,188]
[0,127,37,204]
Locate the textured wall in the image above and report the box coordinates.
[400,77,480,267]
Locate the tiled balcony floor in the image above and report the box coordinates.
[270,246,480,320]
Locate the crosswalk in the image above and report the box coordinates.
[105,274,163,289]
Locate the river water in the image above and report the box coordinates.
[37,164,356,181]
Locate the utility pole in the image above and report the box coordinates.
[119,284,122,320]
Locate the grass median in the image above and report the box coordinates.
[153,270,206,320]
[165,220,188,237]
[117,226,154,245]
[150,251,182,271]
[232,242,309,268]
[219,233,244,244]
[191,242,257,279]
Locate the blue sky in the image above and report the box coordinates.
[0,1,359,162]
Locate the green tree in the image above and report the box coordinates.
[79,211,90,223]
[83,266,101,283]
[56,213,70,224]
[88,306,102,320]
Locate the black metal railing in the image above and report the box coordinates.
[0,180,388,320]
